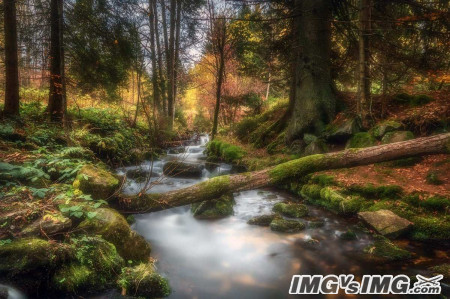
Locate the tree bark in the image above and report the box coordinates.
[357,0,372,127]
[47,0,64,123]
[166,0,176,129]
[115,133,450,213]
[286,0,335,142]
[154,0,167,115]
[149,0,161,113]
[3,0,20,116]
[173,0,182,111]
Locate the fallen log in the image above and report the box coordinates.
[115,133,450,213]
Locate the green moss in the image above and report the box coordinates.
[364,235,412,261]
[420,196,450,210]
[430,264,450,281]
[77,208,151,262]
[339,230,357,240]
[384,157,423,168]
[346,132,376,149]
[311,174,335,186]
[247,214,280,226]
[410,215,450,241]
[371,121,402,139]
[272,202,308,218]
[206,140,245,164]
[270,218,305,233]
[269,154,326,184]
[393,93,433,106]
[300,184,323,199]
[346,184,403,199]
[0,238,71,274]
[73,164,119,200]
[53,236,124,292]
[381,131,414,144]
[118,263,170,298]
[191,194,235,219]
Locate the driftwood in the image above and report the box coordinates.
[114,133,450,213]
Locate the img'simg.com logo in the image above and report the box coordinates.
[289,274,443,295]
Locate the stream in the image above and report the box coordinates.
[114,134,449,299]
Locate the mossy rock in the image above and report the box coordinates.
[371,121,402,139]
[270,219,305,233]
[364,235,412,261]
[303,133,318,145]
[272,202,308,218]
[163,161,203,178]
[247,214,280,226]
[22,213,72,237]
[381,131,414,144]
[311,174,335,186]
[339,230,357,240]
[191,194,235,219]
[0,238,72,274]
[358,210,412,239]
[300,184,323,200]
[324,118,361,142]
[73,164,120,200]
[345,132,376,149]
[347,184,403,199]
[52,236,124,292]
[118,263,170,298]
[77,208,151,262]
[409,215,450,241]
[303,139,328,156]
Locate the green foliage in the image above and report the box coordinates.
[420,196,450,211]
[311,174,335,186]
[346,132,376,149]
[364,235,412,261]
[0,162,50,187]
[118,263,170,298]
[393,93,433,106]
[426,171,443,185]
[346,184,403,199]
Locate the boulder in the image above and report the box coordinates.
[77,208,151,262]
[247,214,279,226]
[22,213,72,237]
[358,210,413,239]
[339,230,357,241]
[126,168,159,182]
[303,139,328,156]
[325,118,361,142]
[73,164,120,200]
[52,236,124,292]
[295,238,320,250]
[162,161,203,178]
[371,121,402,139]
[191,194,235,219]
[272,202,308,218]
[345,132,376,149]
[117,263,170,298]
[270,219,305,233]
[363,235,412,261]
[0,238,71,274]
[381,131,414,144]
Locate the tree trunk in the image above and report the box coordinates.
[3,0,20,116]
[47,0,64,123]
[115,133,450,213]
[211,41,225,140]
[154,0,167,115]
[166,0,176,129]
[149,0,161,113]
[357,0,372,127]
[286,0,335,142]
[173,0,182,112]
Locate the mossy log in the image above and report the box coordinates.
[115,133,450,213]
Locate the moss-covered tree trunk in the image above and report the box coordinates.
[115,133,450,213]
[286,0,335,142]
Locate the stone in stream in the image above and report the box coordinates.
[191,194,235,219]
[247,214,280,226]
[363,235,412,261]
[270,219,305,233]
[126,168,160,182]
[163,161,204,178]
[73,164,120,200]
[295,238,320,251]
[272,202,308,218]
[358,210,413,239]
[118,263,170,298]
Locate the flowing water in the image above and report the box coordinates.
[116,134,449,299]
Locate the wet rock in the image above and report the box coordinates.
[325,118,361,142]
[191,194,235,219]
[303,139,328,156]
[52,236,124,292]
[205,161,218,172]
[167,147,185,154]
[247,214,280,226]
[358,210,413,239]
[0,238,72,274]
[163,161,203,178]
[22,213,72,237]
[77,208,151,262]
[381,131,414,144]
[363,235,412,261]
[73,164,120,200]
[126,168,159,182]
[371,121,402,139]
[270,219,305,233]
[295,238,320,250]
[118,263,170,298]
[308,220,325,228]
[345,132,376,149]
[272,202,308,218]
